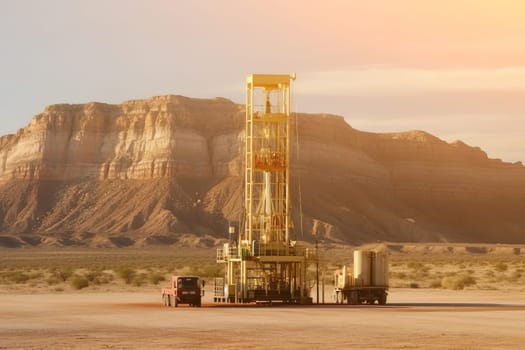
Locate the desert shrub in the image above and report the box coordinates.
[28,271,44,280]
[46,276,61,285]
[461,275,476,287]
[100,272,114,284]
[494,262,508,272]
[132,273,148,287]
[407,262,420,269]
[441,275,476,290]
[116,267,136,284]
[494,273,509,282]
[2,271,30,284]
[508,271,522,282]
[413,271,430,279]
[85,270,100,282]
[429,279,442,288]
[12,272,30,284]
[441,276,464,290]
[394,272,407,279]
[419,265,431,273]
[52,268,73,282]
[69,275,89,290]
[148,272,166,285]
[0,270,45,284]
[85,270,114,285]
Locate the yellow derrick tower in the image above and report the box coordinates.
[215,74,317,304]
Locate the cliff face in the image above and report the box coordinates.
[1,95,524,247]
[0,96,244,183]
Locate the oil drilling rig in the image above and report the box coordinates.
[214,74,317,304]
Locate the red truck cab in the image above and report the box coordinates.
[162,276,204,307]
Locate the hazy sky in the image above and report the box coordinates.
[1,0,524,162]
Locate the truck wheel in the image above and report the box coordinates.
[167,295,172,307]
[379,294,387,305]
[173,298,178,307]
[197,299,202,307]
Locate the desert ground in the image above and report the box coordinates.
[1,245,524,349]
[1,289,525,349]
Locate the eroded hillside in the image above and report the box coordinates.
[1,95,524,247]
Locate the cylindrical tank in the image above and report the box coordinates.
[373,250,389,286]
[353,250,372,286]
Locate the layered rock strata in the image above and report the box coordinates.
[0,95,524,247]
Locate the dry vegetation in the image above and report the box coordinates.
[0,248,222,293]
[1,244,524,294]
[319,244,525,292]
[388,256,525,290]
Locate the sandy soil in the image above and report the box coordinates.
[1,288,525,349]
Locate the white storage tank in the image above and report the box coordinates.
[372,250,389,286]
[353,250,372,286]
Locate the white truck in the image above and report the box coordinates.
[333,249,389,305]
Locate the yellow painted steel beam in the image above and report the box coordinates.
[247,74,294,88]
[258,256,306,263]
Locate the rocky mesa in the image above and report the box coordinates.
[0,95,524,247]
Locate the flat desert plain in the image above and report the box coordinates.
[1,288,525,349]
